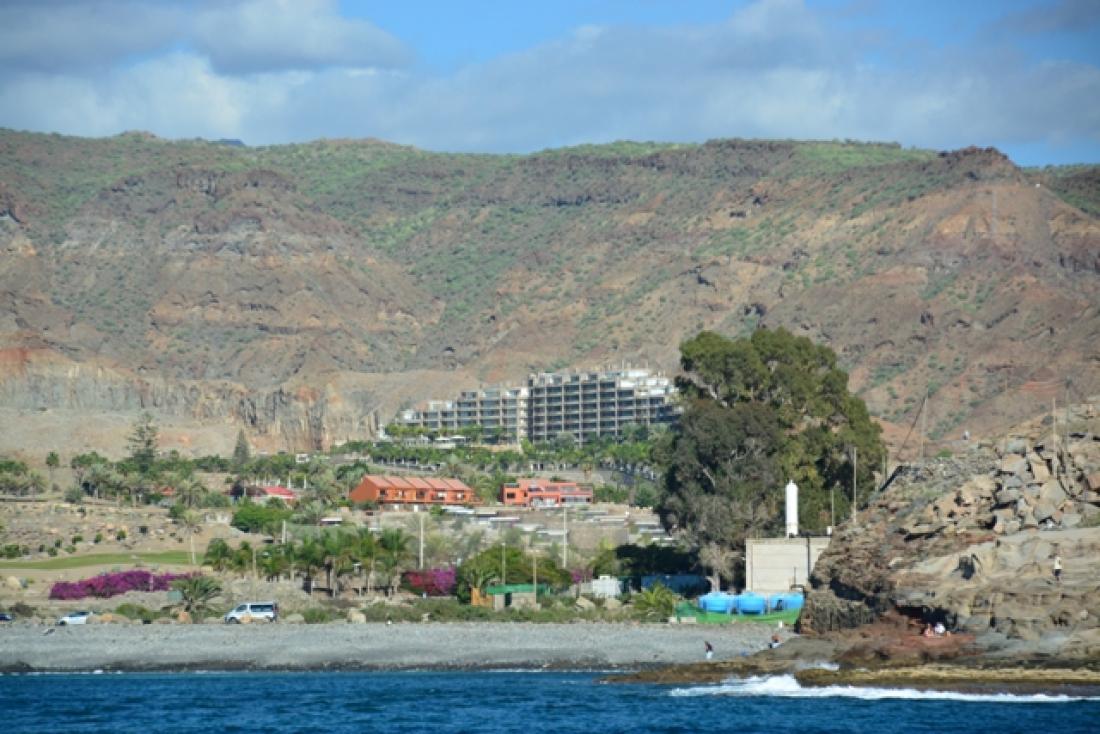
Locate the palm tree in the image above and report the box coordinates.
[293,500,327,526]
[178,509,202,566]
[355,529,378,595]
[171,576,222,619]
[204,538,232,572]
[294,537,325,596]
[175,475,206,509]
[377,528,410,596]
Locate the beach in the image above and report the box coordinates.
[0,622,781,672]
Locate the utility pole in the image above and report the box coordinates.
[851,446,858,526]
[562,505,569,569]
[919,392,928,462]
[532,553,538,607]
[501,538,506,586]
[830,486,835,532]
[418,511,425,570]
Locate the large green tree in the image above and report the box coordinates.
[657,328,884,557]
[126,412,159,476]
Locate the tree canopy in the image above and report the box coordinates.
[657,328,884,552]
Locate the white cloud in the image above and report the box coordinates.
[0,0,185,72]
[192,0,411,74]
[0,0,1096,164]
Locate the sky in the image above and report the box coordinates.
[0,0,1098,165]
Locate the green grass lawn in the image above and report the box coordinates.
[0,551,201,570]
[675,603,800,626]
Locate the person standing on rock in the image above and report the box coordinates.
[704,641,714,660]
[1053,554,1063,583]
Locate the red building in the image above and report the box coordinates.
[501,478,593,507]
[350,475,477,506]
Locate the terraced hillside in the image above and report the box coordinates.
[0,130,1097,454]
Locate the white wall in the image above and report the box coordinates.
[744,537,831,593]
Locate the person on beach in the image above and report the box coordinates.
[922,624,934,638]
[704,641,714,660]
[933,622,946,636]
[769,634,782,649]
[1053,554,1063,583]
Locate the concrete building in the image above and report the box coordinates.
[501,478,593,507]
[397,386,528,443]
[350,475,477,507]
[744,536,831,594]
[395,367,677,446]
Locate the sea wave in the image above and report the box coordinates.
[669,674,1098,703]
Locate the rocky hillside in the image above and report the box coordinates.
[800,401,1100,660]
[1,130,1098,454]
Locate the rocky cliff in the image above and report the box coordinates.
[800,401,1100,660]
[1,130,1098,455]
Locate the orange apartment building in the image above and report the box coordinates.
[501,478,593,507]
[350,475,477,506]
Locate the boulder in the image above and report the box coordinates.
[1021,512,1039,529]
[1087,472,1100,492]
[1033,502,1056,523]
[995,488,1021,505]
[1004,438,1028,455]
[575,596,596,611]
[999,456,1028,475]
[604,598,623,611]
[1039,481,1067,507]
[1029,460,1051,483]
[1001,475,1024,490]
[1005,519,1022,534]
[1061,513,1082,528]
[4,576,22,591]
[347,610,366,624]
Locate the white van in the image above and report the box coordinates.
[224,601,279,624]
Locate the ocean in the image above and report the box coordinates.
[3,671,1098,733]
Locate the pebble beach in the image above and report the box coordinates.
[0,622,783,673]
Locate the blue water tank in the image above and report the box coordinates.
[697,592,737,614]
[737,592,766,614]
[769,592,804,611]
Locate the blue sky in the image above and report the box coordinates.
[0,0,1097,165]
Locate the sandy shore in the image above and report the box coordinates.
[0,622,781,672]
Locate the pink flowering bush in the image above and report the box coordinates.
[49,570,193,600]
[402,567,457,596]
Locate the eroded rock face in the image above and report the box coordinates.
[800,402,1100,656]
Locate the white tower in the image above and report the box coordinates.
[785,481,799,538]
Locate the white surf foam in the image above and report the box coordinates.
[669,674,1097,703]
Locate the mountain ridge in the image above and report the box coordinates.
[1,129,1097,456]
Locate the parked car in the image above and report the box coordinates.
[224,601,278,624]
[57,610,92,626]
[0,612,13,623]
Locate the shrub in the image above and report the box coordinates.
[49,570,193,600]
[402,567,457,596]
[71,535,83,545]
[2,544,23,559]
[302,607,333,624]
[114,603,160,623]
[94,533,104,544]
[116,529,127,541]
[10,602,35,617]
